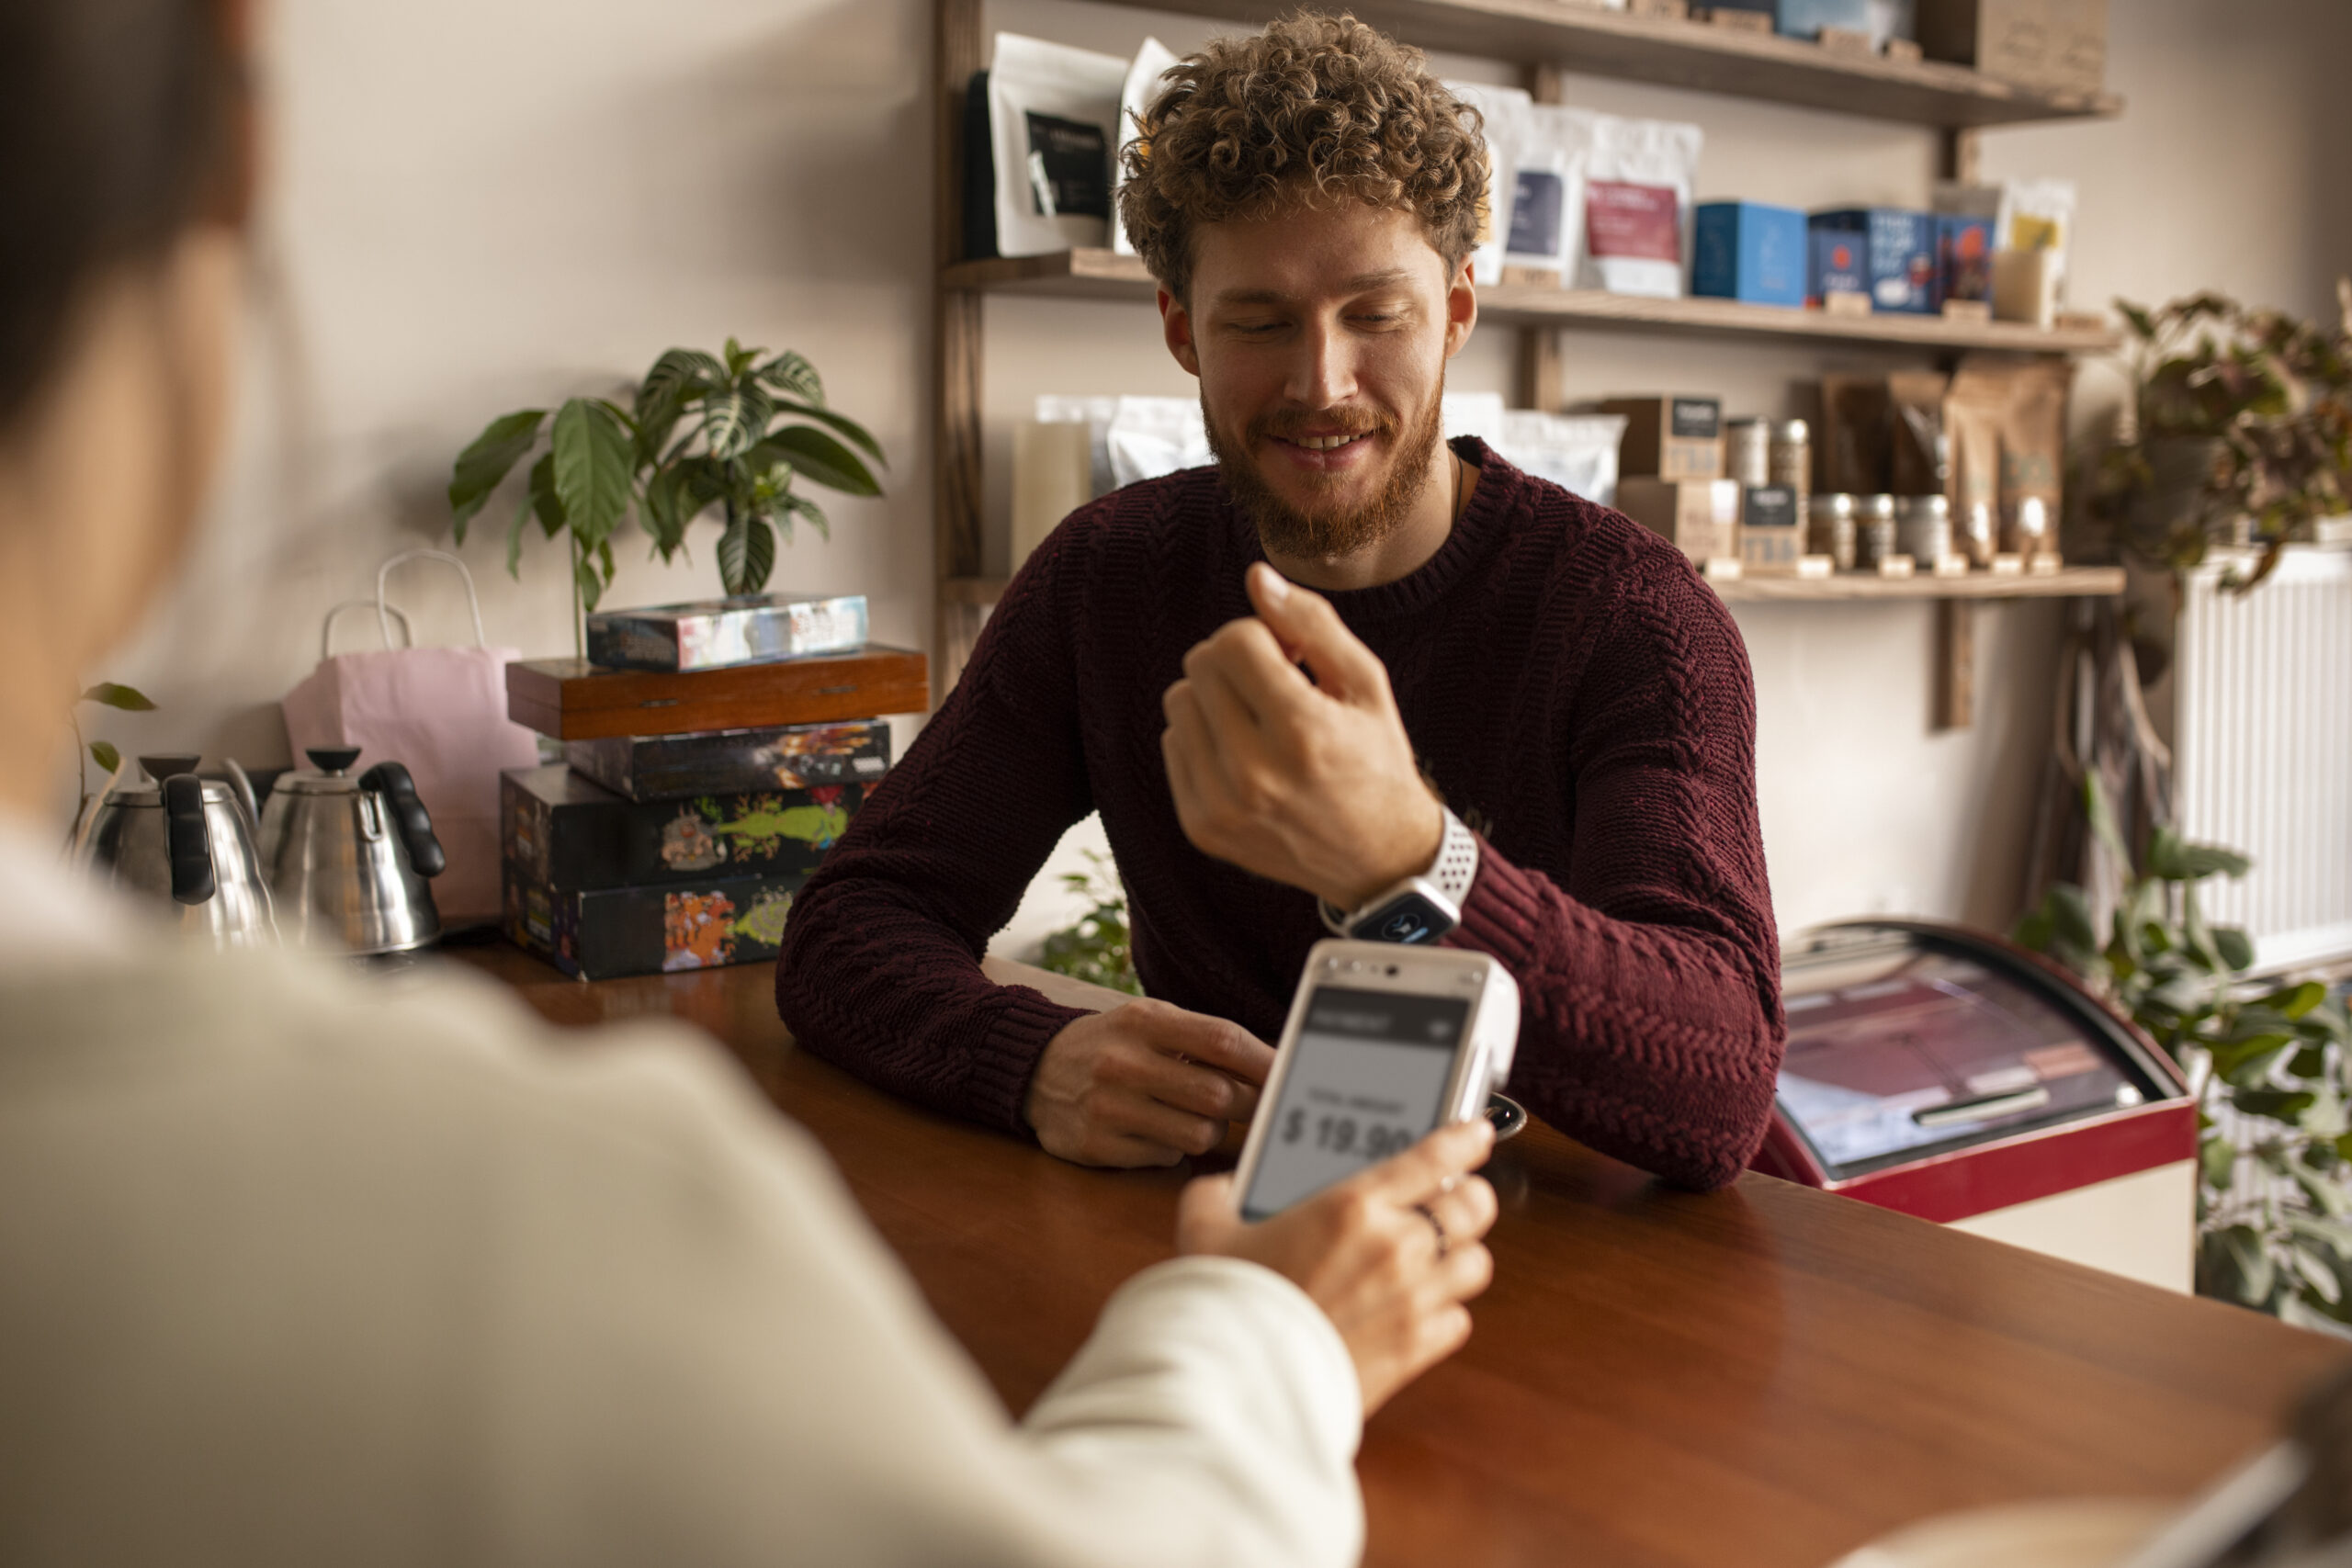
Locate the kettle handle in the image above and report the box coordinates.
[161,773,217,905]
[359,761,446,878]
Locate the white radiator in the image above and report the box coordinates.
[2175,544,2352,972]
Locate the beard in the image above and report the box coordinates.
[1204,374,1448,562]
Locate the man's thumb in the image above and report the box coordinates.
[1245,563,1382,698]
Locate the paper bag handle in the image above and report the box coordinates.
[376,548,487,650]
[321,600,413,660]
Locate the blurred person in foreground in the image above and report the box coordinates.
[0,3,1498,1562]
[778,16,1782,1190]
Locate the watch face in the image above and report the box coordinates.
[1351,891,1451,945]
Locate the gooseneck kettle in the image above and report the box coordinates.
[256,748,446,955]
[74,754,278,947]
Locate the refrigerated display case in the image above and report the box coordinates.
[1757,920,2198,1291]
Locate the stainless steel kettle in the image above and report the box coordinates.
[256,748,445,955]
[75,753,279,947]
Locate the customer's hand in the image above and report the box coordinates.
[1026,1000,1275,1168]
[1161,563,1445,913]
[1177,1118,1498,1415]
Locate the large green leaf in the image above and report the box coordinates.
[783,491,831,542]
[527,452,565,537]
[551,399,633,549]
[2212,1034,2293,1085]
[635,349,721,424]
[775,402,887,466]
[447,408,546,536]
[2263,980,2328,1020]
[767,424,881,497]
[503,491,534,578]
[717,512,777,595]
[2147,829,2254,883]
[641,464,701,558]
[2234,1086,2319,1123]
[2290,1241,2344,1305]
[2200,1134,2237,1190]
[2214,926,2256,971]
[2203,1224,2275,1306]
[89,740,121,775]
[700,382,775,461]
[81,682,157,712]
[757,352,825,407]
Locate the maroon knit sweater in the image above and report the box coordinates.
[775,440,1785,1190]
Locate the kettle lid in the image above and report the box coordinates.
[107,755,231,806]
[280,746,367,795]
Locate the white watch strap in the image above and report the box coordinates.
[1429,807,1478,905]
[1318,807,1478,934]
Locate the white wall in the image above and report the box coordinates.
[83,0,2352,953]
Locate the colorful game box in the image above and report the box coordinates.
[502,764,865,893]
[565,717,891,801]
[502,861,808,980]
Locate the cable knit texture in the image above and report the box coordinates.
[775,439,1785,1190]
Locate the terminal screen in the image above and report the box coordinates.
[1242,987,1467,1221]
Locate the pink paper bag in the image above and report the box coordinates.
[282,550,539,924]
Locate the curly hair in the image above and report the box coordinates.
[1116,13,1488,303]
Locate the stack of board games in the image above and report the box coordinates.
[499,635,928,980]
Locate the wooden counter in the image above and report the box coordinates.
[447,941,2347,1568]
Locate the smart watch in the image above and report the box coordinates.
[1317,807,1480,945]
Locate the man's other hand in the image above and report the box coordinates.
[1026,999,1275,1168]
[1177,1117,1499,1414]
[1161,562,1444,912]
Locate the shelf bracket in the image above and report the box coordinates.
[1935,599,1975,730]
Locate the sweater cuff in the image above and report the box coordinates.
[1449,840,1549,971]
[967,984,1094,1136]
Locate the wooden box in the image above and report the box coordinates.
[505,646,929,741]
[1600,396,1725,481]
[1915,0,2107,96]
[1616,477,1742,564]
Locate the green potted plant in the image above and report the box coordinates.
[446,338,885,650]
[2082,280,2352,591]
[2017,777,2352,1335]
[1037,851,1142,997]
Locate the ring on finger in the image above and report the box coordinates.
[1414,1201,1449,1259]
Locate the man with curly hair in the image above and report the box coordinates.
[779,14,1785,1192]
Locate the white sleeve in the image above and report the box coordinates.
[378,969,1369,1568]
[1017,1258,1366,1568]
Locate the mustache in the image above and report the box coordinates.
[1248,406,1396,445]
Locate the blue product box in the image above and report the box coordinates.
[1773,0,1871,38]
[1692,201,1809,309]
[1935,213,1994,310]
[1810,209,1936,315]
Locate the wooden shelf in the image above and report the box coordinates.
[945,565,2122,613]
[1713,566,2125,602]
[1081,0,2120,129]
[944,251,2121,355]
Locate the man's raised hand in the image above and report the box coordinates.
[1160,563,1444,912]
[1025,999,1276,1168]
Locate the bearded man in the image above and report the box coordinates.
[775,14,1785,1190]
